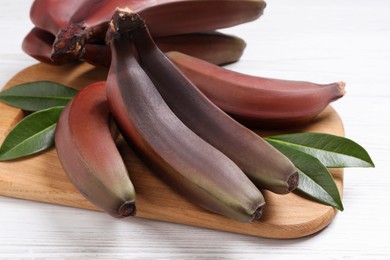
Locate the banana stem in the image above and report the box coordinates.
[51,21,111,63]
[51,23,88,64]
[51,7,146,64]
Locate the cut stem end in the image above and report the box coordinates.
[51,23,87,64]
[118,201,136,217]
[287,171,299,192]
[252,204,265,221]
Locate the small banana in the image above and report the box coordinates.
[84,31,247,67]
[123,10,298,194]
[55,81,136,218]
[105,10,265,222]
[166,51,346,128]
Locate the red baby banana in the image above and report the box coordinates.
[84,31,246,67]
[55,81,136,218]
[105,11,265,222]
[134,0,265,37]
[166,51,346,128]
[22,26,246,66]
[123,10,298,194]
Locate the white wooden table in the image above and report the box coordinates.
[0,0,388,259]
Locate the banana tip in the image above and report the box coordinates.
[338,81,346,96]
[287,171,299,192]
[118,201,136,217]
[252,204,265,221]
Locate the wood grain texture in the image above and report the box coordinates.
[0,62,343,239]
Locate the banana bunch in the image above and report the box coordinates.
[23,2,347,221]
[54,9,305,222]
[23,0,263,65]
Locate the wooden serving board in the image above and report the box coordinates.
[0,62,344,239]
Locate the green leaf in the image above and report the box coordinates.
[0,81,77,111]
[0,106,64,161]
[265,132,374,168]
[267,140,344,210]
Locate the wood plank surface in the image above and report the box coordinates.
[0,62,344,239]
